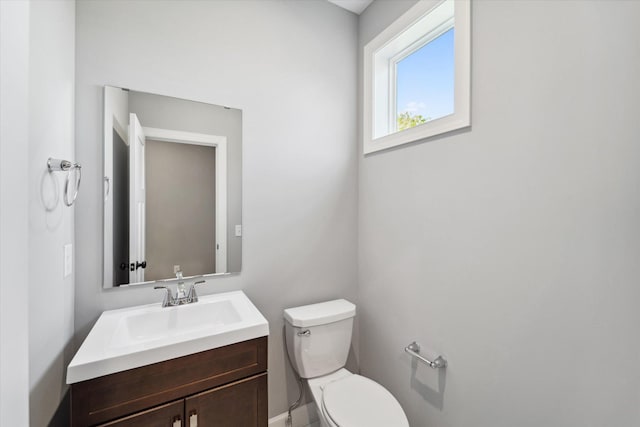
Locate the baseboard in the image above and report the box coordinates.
[268,402,319,427]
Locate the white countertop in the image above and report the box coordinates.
[67,290,269,384]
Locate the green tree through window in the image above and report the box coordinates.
[397,111,430,131]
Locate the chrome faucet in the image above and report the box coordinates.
[154,279,206,307]
[175,270,187,299]
[187,280,204,303]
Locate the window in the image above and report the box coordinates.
[363,0,470,154]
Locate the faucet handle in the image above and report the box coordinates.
[154,286,173,307]
[188,280,206,303]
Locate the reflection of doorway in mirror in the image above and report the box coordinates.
[145,139,215,281]
[142,127,228,280]
[109,122,229,285]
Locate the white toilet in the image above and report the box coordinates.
[284,299,409,427]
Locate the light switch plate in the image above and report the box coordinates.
[235,225,242,237]
[64,244,73,277]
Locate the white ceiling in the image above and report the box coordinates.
[327,0,374,15]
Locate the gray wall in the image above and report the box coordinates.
[1,3,76,425]
[358,1,640,426]
[75,0,358,417]
[28,1,76,426]
[128,90,243,273]
[145,140,216,281]
[27,1,76,425]
[0,1,30,424]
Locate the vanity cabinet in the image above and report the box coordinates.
[71,337,267,427]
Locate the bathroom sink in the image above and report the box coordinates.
[110,299,243,348]
[66,290,268,384]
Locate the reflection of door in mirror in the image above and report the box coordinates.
[129,114,146,284]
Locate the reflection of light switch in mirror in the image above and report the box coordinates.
[235,225,242,237]
[64,244,73,277]
[173,265,181,274]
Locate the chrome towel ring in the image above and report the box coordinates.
[47,158,82,207]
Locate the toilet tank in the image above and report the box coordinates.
[284,299,356,379]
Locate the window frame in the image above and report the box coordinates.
[363,0,470,154]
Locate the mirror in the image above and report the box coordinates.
[103,86,242,287]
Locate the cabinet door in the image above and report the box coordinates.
[185,373,267,427]
[98,400,184,427]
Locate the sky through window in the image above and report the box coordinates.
[396,28,455,126]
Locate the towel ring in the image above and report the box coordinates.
[48,158,82,207]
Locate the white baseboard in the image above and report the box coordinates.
[268,402,319,427]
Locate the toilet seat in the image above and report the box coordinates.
[321,374,409,427]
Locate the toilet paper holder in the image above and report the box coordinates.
[404,341,447,369]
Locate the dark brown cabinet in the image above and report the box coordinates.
[71,337,267,427]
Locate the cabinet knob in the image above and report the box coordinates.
[189,411,198,427]
[172,416,182,427]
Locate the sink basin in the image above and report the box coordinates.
[67,290,269,384]
[110,299,243,348]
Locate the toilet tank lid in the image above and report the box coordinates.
[284,299,356,328]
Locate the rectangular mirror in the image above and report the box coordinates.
[103,86,242,287]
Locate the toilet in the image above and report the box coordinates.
[284,299,409,427]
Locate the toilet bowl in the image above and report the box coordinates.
[308,368,409,427]
[284,299,409,427]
